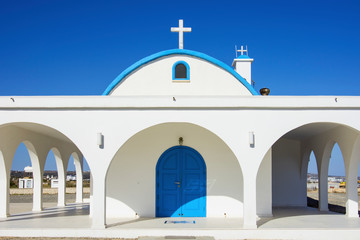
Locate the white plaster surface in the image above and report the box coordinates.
[106,122,243,218]
[232,58,253,84]
[257,148,272,216]
[1,96,360,229]
[272,138,305,207]
[109,55,253,96]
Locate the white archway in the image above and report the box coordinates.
[259,122,360,219]
[105,122,244,222]
[0,122,87,219]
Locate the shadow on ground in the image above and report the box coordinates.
[307,197,360,215]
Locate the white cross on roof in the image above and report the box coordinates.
[171,19,192,49]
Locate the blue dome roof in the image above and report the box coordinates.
[103,49,258,95]
[236,55,251,59]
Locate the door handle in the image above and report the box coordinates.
[174,182,180,184]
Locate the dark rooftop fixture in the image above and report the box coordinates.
[260,88,270,96]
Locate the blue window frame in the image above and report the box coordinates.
[172,61,190,80]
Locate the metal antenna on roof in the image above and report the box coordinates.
[235,45,238,58]
[235,45,248,56]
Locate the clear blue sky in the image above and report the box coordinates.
[1,1,359,174]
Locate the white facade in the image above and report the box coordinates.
[66,175,76,181]
[51,179,59,188]
[18,178,33,189]
[232,55,253,85]
[107,51,254,96]
[106,122,244,218]
[1,46,360,232]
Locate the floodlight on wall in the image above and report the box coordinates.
[179,137,184,146]
[97,132,104,148]
[249,132,255,148]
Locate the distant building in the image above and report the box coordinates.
[51,179,59,188]
[307,182,318,190]
[18,178,33,189]
[66,175,76,181]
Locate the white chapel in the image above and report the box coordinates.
[1,19,360,238]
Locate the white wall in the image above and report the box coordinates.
[233,60,253,85]
[109,55,253,96]
[106,122,244,218]
[272,138,306,207]
[2,96,360,227]
[257,148,272,216]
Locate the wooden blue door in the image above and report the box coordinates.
[156,146,206,217]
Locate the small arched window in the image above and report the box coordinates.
[172,61,190,81]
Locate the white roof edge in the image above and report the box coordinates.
[0,96,359,109]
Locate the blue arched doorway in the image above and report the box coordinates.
[156,146,206,217]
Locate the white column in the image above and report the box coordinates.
[345,147,360,218]
[0,169,10,218]
[0,150,13,218]
[53,149,65,207]
[344,135,360,218]
[76,173,83,203]
[89,171,93,217]
[32,168,43,212]
[346,173,358,217]
[23,141,43,212]
[243,173,257,229]
[318,168,328,212]
[316,147,331,212]
[75,156,83,203]
[256,148,272,217]
[91,173,106,229]
[57,169,66,207]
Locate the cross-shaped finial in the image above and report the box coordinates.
[171,19,192,49]
[235,45,248,57]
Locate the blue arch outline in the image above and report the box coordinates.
[102,49,258,95]
[172,61,190,80]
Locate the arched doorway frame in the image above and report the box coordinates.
[104,121,244,223]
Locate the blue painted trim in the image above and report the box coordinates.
[102,49,258,95]
[237,55,251,59]
[172,61,190,80]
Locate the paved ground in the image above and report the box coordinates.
[1,207,360,239]
[307,191,352,208]
[9,187,91,195]
[9,193,90,215]
[1,191,358,239]
[10,193,90,203]
[307,190,360,214]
